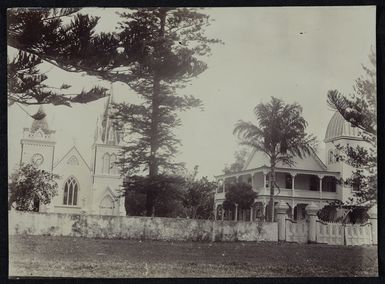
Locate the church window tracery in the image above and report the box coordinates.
[63,177,79,206]
[67,155,79,166]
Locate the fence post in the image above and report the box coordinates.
[367,204,377,245]
[306,202,319,243]
[276,201,289,242]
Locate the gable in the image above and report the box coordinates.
[54,146,91,171]
[244,149,326,172]
[67,155,79,166]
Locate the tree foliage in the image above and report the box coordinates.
[122,166,216,219]
[7,8,120,106]
[111,8,221,216]
[224,182,257,211]
[327,49,377,206]
[122,174,185,217]
[8,164,60,211]
[182,166,216,219]
[223,147,248,174]
[9,8,221,217]
[233,97,316,221]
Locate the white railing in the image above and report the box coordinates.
[254,187,338,200]
[215,186,338,202]
[322,191,339,199]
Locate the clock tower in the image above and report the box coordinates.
[20,106,56,172]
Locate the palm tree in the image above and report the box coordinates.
[234,97,316,222]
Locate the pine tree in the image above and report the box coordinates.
[7,8,122,106]
[111,8,221,216]
[327,49,377,206]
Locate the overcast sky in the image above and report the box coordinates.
[8,6,376,178]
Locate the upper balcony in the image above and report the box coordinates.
[214,167,340,202]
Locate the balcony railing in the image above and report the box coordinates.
[215,186,338,200]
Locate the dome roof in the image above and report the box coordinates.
[324,112,361,142]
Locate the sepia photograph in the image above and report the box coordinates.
[7,6,378,278]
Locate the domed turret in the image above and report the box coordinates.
[324,112,362,143]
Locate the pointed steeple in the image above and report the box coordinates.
[100,83,120,145]
[94,117,103,143]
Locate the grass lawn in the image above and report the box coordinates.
[9,235,378,278]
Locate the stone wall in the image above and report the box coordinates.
[9,211,278,242]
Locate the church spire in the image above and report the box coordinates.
[94,117,103,143]
[100,83,120,145]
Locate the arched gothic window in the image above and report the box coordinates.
[328,150,334,164]
[110,154,118,175]
[102,153,110,174]
[63,177,79,206]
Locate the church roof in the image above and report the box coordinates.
[324,112,361,143]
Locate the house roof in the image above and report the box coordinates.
[243,147,327,172]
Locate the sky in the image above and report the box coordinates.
[8,6,376,178]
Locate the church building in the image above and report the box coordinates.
[214,112,368,222]
[19,95,126,216]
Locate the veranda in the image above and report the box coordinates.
[215,166,340,222]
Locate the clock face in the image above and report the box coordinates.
[31,153,44,167]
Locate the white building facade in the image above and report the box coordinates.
[19,96,126,216]
[214,112,367,222]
